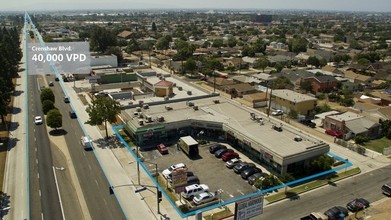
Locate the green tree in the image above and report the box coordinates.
[90,26,117,53]
[308,155,335,173]
[42,100,55,115]
[300,80,313,92]
[288,109,298,119]
[275,63,284,72]
[255,58,269,72]
[156,35,171,50]
[0,78,13,124]
[314,104,331,114]
[354,135,369,145]
[40,88,55,103]
[227,37,237,47]
[151,22,157,32]
[86,97,121,139]
[307,56,320,68]
[184,58,197,74]
[125,38,140,53]
[357,58,371,65]
[288,37,308,53]
[46,109,62,130]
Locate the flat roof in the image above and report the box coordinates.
[272,89,317,103]
[327,111,363,122]
[124,96,326,158]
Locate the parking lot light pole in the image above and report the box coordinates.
[143,160,160,215]
[136,146,140,185]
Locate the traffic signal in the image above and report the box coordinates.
[157,190,162,203]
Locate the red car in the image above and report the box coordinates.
[325,129,343,138]
[157,144,168,155]
[222,151,239,162]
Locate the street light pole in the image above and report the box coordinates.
[136,146,140,185]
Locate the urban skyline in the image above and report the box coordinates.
[1,0,391,12]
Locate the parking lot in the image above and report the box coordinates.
[140,142,263,202]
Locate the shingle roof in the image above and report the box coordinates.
[154,80,174,87]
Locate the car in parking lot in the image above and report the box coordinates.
[233,162,256,174]
[324,206,348,220]
[241,167,262,180]
[162,163,186,179]
[34,116,43,125]
[181,184,209,199]
[271,109,283,116]
[325,129,343,138]
[157,144,168,155]
[215,149,234,158]
[209,144,227,154]
[346,198,370,212]
[221,151,239,161]
[248,172,268,185]
[225,158,242,169]
[193,192,216,205]
[299,119,316,128]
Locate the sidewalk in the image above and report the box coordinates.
[63,82,181,220]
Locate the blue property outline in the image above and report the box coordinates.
[25,14,129,220]
[113,124,353,218]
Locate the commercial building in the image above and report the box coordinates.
[270,89,317,116]
[122,94,329,175]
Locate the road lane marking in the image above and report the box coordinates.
[103,198,107,206]
[39,189,41,197]
[52,166,66,220]
[88,164,91,170]
[35,147,37,152]
[83,151,86,156]
[34,137,36,142]
[41,212,43,220]
[36,159,38,164]
[95,179,99,187]
[37,173,39,179]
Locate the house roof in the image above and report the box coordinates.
[343,70,371,82]
[306,75,337,83]
[326,112,363,122]
[224,83,255,92]
[377,107,391,120]
[272,89,317,103]
[370,91,391,102]
[353,102,381,111]
[154,80,174,87]
[232,75,260,84]
[345,118,379,134]
[117,31,132,39]
[243,92,268,101]
[207,77,236,86]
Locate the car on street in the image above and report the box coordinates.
[209,144,227,154]
[157,144,168,155]
[382,182,391,196]
[241,167,262,180]
[64,96,70,103]
[48,81,54,86]
[34,116,43,125]
[299,119,316,128]
[248,172,268,185]
[272,124,283,132]
[221,151,239,161]
[55,77,59,81]
[69,110,77,119]
[193,192,216,205]
[325,129,343,138]
[162,163,186,179]
[271,109,283,116]
[225,158,242,169]
[324,206,349,220]
[346,198,370,212]
[233,162,256,174]
[215,148,234,158]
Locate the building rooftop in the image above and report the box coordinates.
[272,89,317,103]
[327,111,363,122]
[123,96,327,158]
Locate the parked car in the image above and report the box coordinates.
[162,163,186,179]
[324,206,349,220]
[241,167,262,180]
[34,116,43,125]
[209,144,227,154]
[271,109,283,116]
[299,119,316,128]
[193,192,215,205]
[233,162,256,174]
[325,129,343,138]
[186,175,200,186]
[221,151,239,162]
[248,172,268,185]
[226,158,242,169]
[346,198,370,212]
[382,182,391,196]
[181,184,209,199]
[157,144,168,155]
[215,149,234,158]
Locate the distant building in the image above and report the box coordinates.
[301,75,338,93]
[270,89,317,115]
[90,54,118,67]
[154,80,174,97]
[253,14,272,25]
[223,83,257,98]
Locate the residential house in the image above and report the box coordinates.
[274,69,314,89]
[117,30,133,39]
[232,75,260,85]
[270,89,317,115]
[223,83,257,98]
[324,112,381,140]
[251,73,277,86]
[322,65,343,75]
[343,70,372,84]
[225,57,248,70]
[242,92,268,108]
[301,75,338,93]
[369,91,391,106]
[206,77,236,90]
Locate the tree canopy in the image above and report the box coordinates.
[40,88,55,103]
[46,109,62,130]
[86,97,121,138]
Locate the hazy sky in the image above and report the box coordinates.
[2,0,391,12]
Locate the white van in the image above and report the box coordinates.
[80,136,92,150]
[181,184,209,199]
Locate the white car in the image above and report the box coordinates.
[34,116,43,125]
[271,110,283,116]
[162,163,186,179]
[193,192,216,205]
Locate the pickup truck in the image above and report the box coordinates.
[300,212,328,220]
